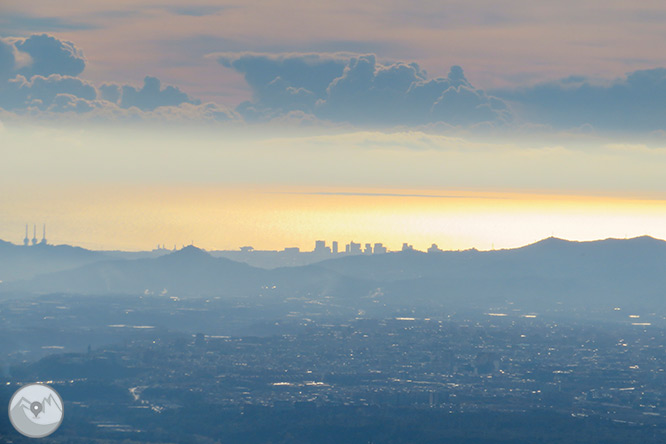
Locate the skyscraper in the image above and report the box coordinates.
[373,243,387,254]
[314,240,331,254]
[347,241,361,254]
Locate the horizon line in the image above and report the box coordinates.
[2,234,663,255]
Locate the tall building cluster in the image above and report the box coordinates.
[314,240,388,255]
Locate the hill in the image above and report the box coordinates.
[3,237,666,312]
[0,241,107,282]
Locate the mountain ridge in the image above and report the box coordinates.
[2,236,666,310]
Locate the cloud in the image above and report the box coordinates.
[0,72,209,117]
[0,39,15,81]
[0,98,239,124]
[263,130,506,152]
[0,34,238,123]
[213,52,511,126]
[139,101,238,122]
[98,83,121,103]
[15,34,86,78]
[0,34,92,112]
[496,68,666,131]
[168,5,229,17]
[47,93,98,113]
[112,76,200,111]
[0,74,97,111]
[213,52,348,115]
[0,13,96,33]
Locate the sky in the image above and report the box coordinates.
[2,1,666,251]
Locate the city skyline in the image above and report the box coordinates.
[5,222,666,255]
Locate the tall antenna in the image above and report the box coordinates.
[41,224,47,245]
[23,224,29,246]
[31,224,38,246]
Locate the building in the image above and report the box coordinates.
[332,241,338,254]
[364,243,372,254]
[314,240,325,252]
[346,241,362,254]
[373,243,387,254]
[427,243,441,253]
[314,240,331,254]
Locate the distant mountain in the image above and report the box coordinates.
[317,236,666,281]
[0,241,107,282]
[3,237,666,311]
[314,236,666,309]
[2,246,265,296]
[1,245,370,299]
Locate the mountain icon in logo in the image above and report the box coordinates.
[8,384,64,438]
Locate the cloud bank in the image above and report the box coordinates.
[5,33,666,133]
[496,69,666,132]
[0,34,232,121]
[213,52,511,127]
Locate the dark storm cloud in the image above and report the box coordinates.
[495,68,666,131]
[212,52,511,126]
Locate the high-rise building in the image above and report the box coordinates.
[314,240,331,254]
[332,241,338,254]
[373,243,387,254]
[347,241,362,254]
[364,243,372,254]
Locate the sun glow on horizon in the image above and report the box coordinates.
[2,184,666,252]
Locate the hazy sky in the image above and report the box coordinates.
[2,1,666,250]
